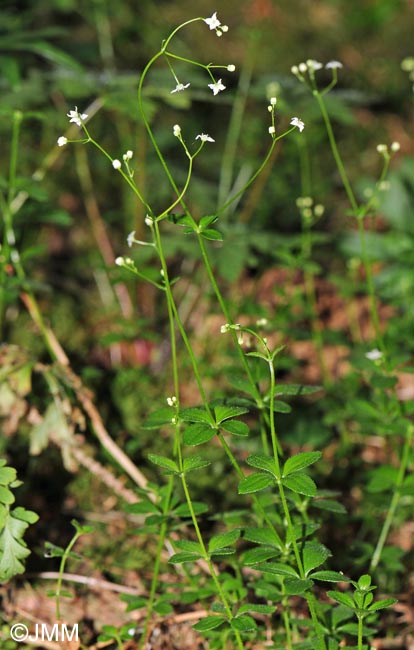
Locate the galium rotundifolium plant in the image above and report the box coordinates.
[56,13,398,650]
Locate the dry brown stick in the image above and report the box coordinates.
[21,291,151,494]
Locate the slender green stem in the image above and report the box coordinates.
[314,91,358,213]
[370,423,414,571]
[55,530,82,621]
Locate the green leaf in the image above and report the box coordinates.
[243,527,283,548]
[282,473,317,497]
[173,501,209,517]
[0,509,35,581]
[256,562,299,578]
[182,424,215,446]
[169,551,203,564]
[241,547,279,565]
[125,501,160,515]
[199,215,219,229]
[220,419,250,436]
[175,539,203,553]
[0,465,17,486]
[142,408,174,429]
[238,473,274,494]
[272,400,292,413]
[274,384,323,396]
[183,456,211,473]
[214,405,249,423]
[303,542,331,576]
[283,452,322,477]
[193,615,227,632]
[0,486,14,505]
[231,615,257,632]
[284,578,313,596]
[368,598,397,612]
[208,529,240,553]
[201,228,223,241]
[312,499,347,514]
[237,603,276,615]
[147,454,179,474]
[180,407,212,424]
[246,454,279,477]
[327,590,355,609]
[310,570,350,583]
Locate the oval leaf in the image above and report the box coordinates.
[282,473,317,497]
[182,424,215,446]
[147,454,179,474]
[238,473,274,494]
[283,451,322,477]
[193,616,226,632]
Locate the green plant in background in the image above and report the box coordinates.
[1,6,412,650]
[0,459,38,581]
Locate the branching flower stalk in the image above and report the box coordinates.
[292,60,410,573]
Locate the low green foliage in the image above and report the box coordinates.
[0,6,412,650]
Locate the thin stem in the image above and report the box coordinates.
[370,423,414,571]
[55,530,82,621]
[313,91,358,214]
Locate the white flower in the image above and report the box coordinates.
[145,215,153,227]
[270,96,277,106]
[227,64,236,72]
[112,159,122,169]
[173,124,181,137]
[57,136,68,147]
[376,144,388,154]
[127,231,136,247]
[220,323,230,333]
[208,79,226,95]
[306,59,323,71]
[167,396,177,407]
[171,82,190,94]
[123,150,133,161]
[391,141,400,152]
[291,65,299,75]
[67,106,88,126]
[268,126,275,135]
[326,60,343,69]
[365,348,383,361]
[290,117,305,132]
[298,62,308,73]
[196,133,215,143]
[204,11,221,30]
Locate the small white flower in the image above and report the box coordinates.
[391,141,400,152]
[290,117,305,132]
[123,150,133,161]
[314,204,325,217]
[326,60,343,69]
[270,97,277,106]
[196,133,215,143]
[145,215,153,227]
[204,11,221,30]
[306,59,323,71]
[173,124,181,137]
[220,323,230,333]
[376,144,388,154]
[365,348,383,361]
[167,396,177,407]
[127,231,136,247]
[115,256,125,266]
[208,79,226,95]
[112,159,122,169]
[298,62,308,73]
[256,318,268,327]
[268,126,275,135]
[67,106,88,126]
[291,65,299,75]
[171,82,190,94]
[57,136,68,147]
[227,64,236,72]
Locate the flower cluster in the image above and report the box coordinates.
[204,11,228,37]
